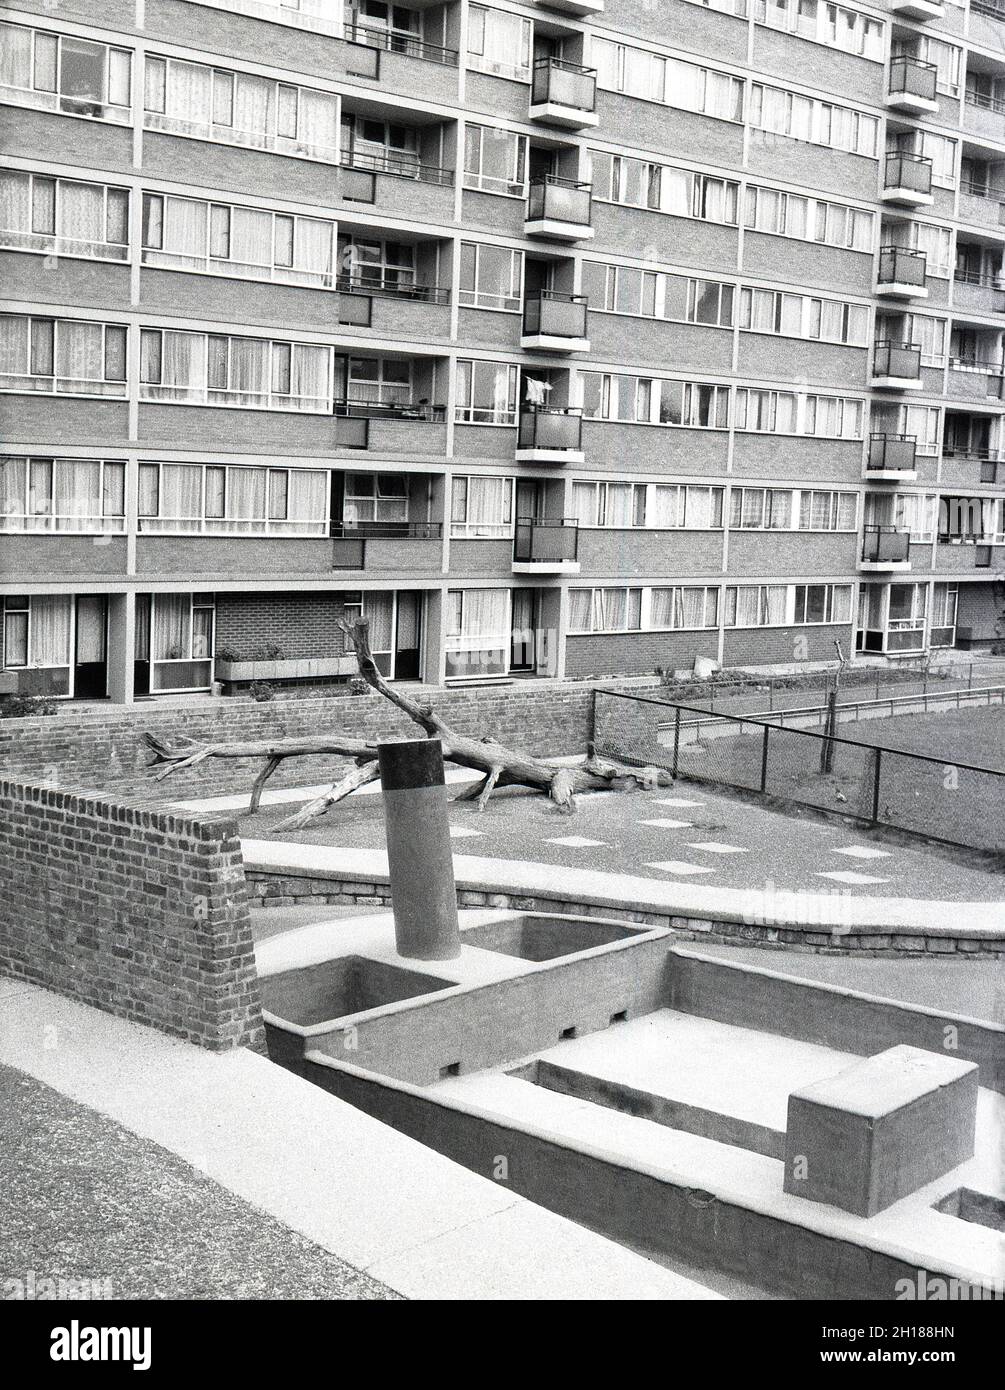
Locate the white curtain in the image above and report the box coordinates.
[650,588,674,629]
[227,467,267,530]
[60,181,104,245]
[763,586,787,624]
[458,589,508,643]
[233,74,273,142]
[0,314,27,378]
[0,171,30,232]
[30,595,71,667]
[296,216,334,279]
[163,196,208,266]
[152,594,190,661]
[685,487,715,529]
[230,206,271,267]
[163,332,207,400]
[568,590,592,632]
[364,593,394,652]
[466,477,509,535]
[298,88,338,156]
[55,321,104,387]
[167,60,213,125]
[54,459,100,531]
[648,485,680,528]
[570,482,597,527]
[289,344,329,410]
[677,587,708,629]
[0,24,32,89]
[285,470,327,533]
[0,457,26,527]
[228,338,269,403]
[605,483,634,527]
[160,464,202,530]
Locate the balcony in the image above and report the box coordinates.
[340,148,454,187]
[936,537,1005,571]
[867,434,918,481]
[525,177,594,242]
[336,274,451,306]
[890,0,944,17]
[341,22,459,67]
[882,153,933,209]
[516,407,584,463]
[958,178,1005,230]
[952,268,1005,315]
[512,518,580,574]
[875,246,928,300]
[860,525,912,571]
[964,90,1005,139]
[521,292,589,351]
[947,358,1005,402]
[333,399,447,454]
[872,341,923,390]
[886,56,938,115]
[529,59,598,130]
[330,520,444,573]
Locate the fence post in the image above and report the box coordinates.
[588,687,597,752]
[871,748,882,826]
[760,724,770,793]
[968,662,973,692]
[672,705,681,779]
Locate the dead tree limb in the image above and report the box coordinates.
[143,618,672,828]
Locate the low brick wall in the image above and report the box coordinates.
[0,685,595,802]
[244,867,1005,959]
[0,778,264,1051]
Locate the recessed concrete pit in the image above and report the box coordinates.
[262,956,458,1028]
[461,915,646,961]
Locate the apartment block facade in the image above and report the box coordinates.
[2,0,1004,701]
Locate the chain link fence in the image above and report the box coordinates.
[593,689,1005,854]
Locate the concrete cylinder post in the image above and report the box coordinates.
[377,738,461,960]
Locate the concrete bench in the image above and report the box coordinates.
[783,1045,979,1217]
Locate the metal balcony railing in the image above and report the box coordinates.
[526,176,593,227]
[517,406,583,452]
[884,152,933,197]
[867,434,917,473]
[531,58,597,113]
[342,21,459,66]
[873,341,922,379]
[333,399,446,421]
[513,517,579,563]
[953,267,1003,287]
[522,291,588,338]
[331,521,443,540]
[966,88,1005,116]
[960,176,1005,203]
[336,273,451,305]
[862,524,911,563]
[888,54,938,103]
[877,245,927,287]
[340,147,455,185]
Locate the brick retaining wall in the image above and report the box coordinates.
[0,778,264,1051]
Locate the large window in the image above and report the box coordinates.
[142,193,334,288]
[792,584,854,625]
[590,150,739,225]
[750,84,878,157]
[593,41,744,121]
[568,587,643,633]
[337,235,415,293]
[734,388,864,438]
[2,594,72,677]
[0,315,127,396]
[344,356,412,406]
[890,221,952,278]
[455,360,518,424]
[580,372,730,428]
[798,490,858,531]
[0,23,131,123]
[445,588,510,678]
[724,584,789,626]
[139,329,331,411]
[0,456,125,533]
[451,475,514,537]
[138,462,327,534]
[580,263,734,326]
[459,242,523,311]
[744,185,874,251]
[754,1,884,60]
[571,480,723,528]
[463,125,527,196]
[649,586,719,631]
[467,5,531,81]
[739,288,869,345]
[147,593,215,692]
[143,55,338,162]
[0,172,128,261]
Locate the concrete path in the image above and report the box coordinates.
[0,980,719,1301]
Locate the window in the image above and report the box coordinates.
[459,243,523,310]
[900,404,941,455]
[750,83,878,156]
[143,55,338,162]
[755,1,884,60]
[739,287,869,345]
[744,186,874,252]
[891,221,952,278]
[342,114,420,175]
[729,487,793,529]
[455,360,518,424]
[345,355,412,406]
[0,315,127,396]
[580,373,729,428]
[148,594,215,690]
[590,150,739,226]
[649,586,719,630]
[445,588,510,678]
[594,39,744,122]
[580,263,734,326]
[0,172,128,261]
[137,461,327,534]
[0,456,125,532]
[139,329,331,411]
[904,313,948,367]
[568,588,643,633]
[804,395,864,439]
[343,472,409,527]
[142,193,334,287]
[797,490,857,530]
[0,23,131,123]
[724,585,789,626]
[450,475,514,537]
[463,125,527,195]
[2,594,72,674]
[734,388,798,433]
[891,492,938,541]
[793,584,853,624]
[337,236,415,293]
[467,5,531,81]
[918,36,962,97]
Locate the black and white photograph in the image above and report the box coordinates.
[0,0,1001,1359]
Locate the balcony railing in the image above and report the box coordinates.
[884,152,933,198]
[331,520,443,540]
[513,517,579,563]
[342,21,459,66]
[340,147,454,185]
[953,267,1003,287]
[868,434,917,473]
[531,58,597,113]
[517,407,583,453]
[873,341,922,380]
[960,177,1005,203]
[522,291,588,339]
[966,89,1005,116]
[972,0,1005,16]
[336,273,451,305]
[888,55,938,104]
[526,176,593,228]
[877,245,927,288]
[334,399,446,421]
[862,525,911,563]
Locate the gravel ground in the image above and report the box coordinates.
[0,1066,400,1301]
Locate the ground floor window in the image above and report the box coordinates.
[445,588,510,677]
[135,593,215,693]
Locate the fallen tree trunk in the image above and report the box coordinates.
[144,618,670,829]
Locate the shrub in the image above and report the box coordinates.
[0,694,59,719]
[248,681,275,702]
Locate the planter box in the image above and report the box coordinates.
[0,671,19,694]
[216,657,357,682]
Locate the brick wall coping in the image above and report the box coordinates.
[0,776,238,840]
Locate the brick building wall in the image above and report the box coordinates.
[215,593,359,662]
[0,778,263,1052]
